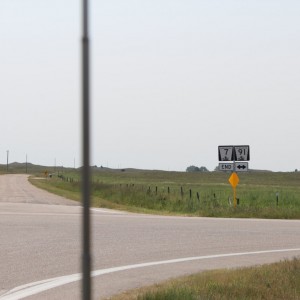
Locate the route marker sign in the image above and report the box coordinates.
[234,145,250,161]
[218,146,234,161]
[219,145,250,161]
[219,163,234,172]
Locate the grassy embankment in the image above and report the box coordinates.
[30,168,300,219]
[109,258,300,300]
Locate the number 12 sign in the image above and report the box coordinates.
[218,145,250,161]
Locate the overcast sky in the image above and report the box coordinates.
[1,1,300,172]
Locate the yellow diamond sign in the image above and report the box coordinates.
[229,172,239,188]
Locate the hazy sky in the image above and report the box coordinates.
[1,1,300,172]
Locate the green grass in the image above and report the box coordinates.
[109,258,300,300]
[29,168,300,219]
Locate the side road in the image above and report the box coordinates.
[0,174,79,206]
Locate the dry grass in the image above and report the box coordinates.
[108,258,300,300]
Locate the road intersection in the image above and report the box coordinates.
[1,174,299,299]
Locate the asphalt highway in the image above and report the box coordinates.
[0,174,299,299]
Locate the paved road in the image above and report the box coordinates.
[0,174,300,299]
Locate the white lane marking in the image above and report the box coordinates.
[0,212,80,217]
[0,208,124,217]
[0,208,125,217]
[1,248,300,300]
[1,205,300,222]
[91,208,125,214]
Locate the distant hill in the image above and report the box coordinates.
[0,162,74,175]
[0,162,290,175]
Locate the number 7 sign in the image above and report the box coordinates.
[218,146,234,161]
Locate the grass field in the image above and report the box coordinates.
[109,258,300,300]
[29,167,300,219]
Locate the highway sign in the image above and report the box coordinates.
[218,146,234,161]
[234,145,250,161]
[219,163,234,172]
[235,162,248,172]
[229,172,239,188]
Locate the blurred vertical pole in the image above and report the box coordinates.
[82,0,91,299]
[6,150,9,172]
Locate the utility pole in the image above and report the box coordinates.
[82,0,91,299]
[26,154,28,174]
[6,150,9,172]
